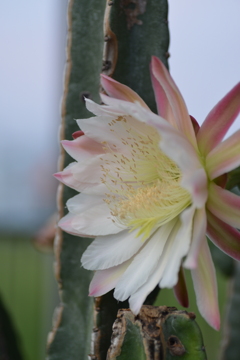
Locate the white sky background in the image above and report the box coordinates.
[168,0,240,134]
[0,0,239,232]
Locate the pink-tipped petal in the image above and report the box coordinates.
[207,183,240,228]
[57,213,94,238]
[184,207,207,269]
[101,74,149,109]
[173,266,189,308]
[150,61,174,124]
[190,115,200,135]
[61,135,104,162]
[191,241,220,330]
[89,260,131,297]
[207,210,240,261]
[197,82,240,155]
[59,204,124,238]
[53,163,81,191]
[54,156,107,194]
[206,129,240,180]
[150,56,197,147]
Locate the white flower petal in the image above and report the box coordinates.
[85,98,122,116]
[59,204,124,237]
[61,135,104,162]
[114,220,177,301]
[81,229,144,270]
[181,168,208,208]
[66,193,104,214]
[77,116,126,151]
[184,207,207,269]
[191,241,220,330]
[160,206,195,288]
[128,219,182,314]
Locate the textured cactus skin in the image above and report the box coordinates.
[103,0,170,112]
[221,167,240,360]
[162,311,207,359]
[46,1,105,359]
[220,262,240,360]
[107,306,207,360]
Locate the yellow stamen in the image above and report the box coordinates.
[100,115,191,239]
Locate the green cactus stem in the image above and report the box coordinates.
[220,261,240,360]
[107,306,207,360]
[46,1,105,359]
[102,0,169,113]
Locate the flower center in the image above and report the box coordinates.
[101,115,191,239]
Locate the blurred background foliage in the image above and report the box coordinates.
[0,0,239,359]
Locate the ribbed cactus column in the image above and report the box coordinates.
[102,0,169,112]
[219,168,240,360]
[46,1,105,359]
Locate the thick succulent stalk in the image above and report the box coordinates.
[219,168,240,360]
[46,1,106,359]
[219,262,239,360]
[107,306,207,360]
[102,0,169,112]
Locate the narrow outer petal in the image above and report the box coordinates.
[150,56,197,147]
[89,260,131,297]
[197,82,240,155]
[54,163,82,191]
[206,129,240,180]
[207,183,240,228]
[160,206,194,288]
[128,219,182,314]
[61,135,104,162]
[184,207,207,269]
[66,193,103,214]
[101,74,149,109]
[173,266,189,308]
[114,221,176,301]
[191,241,220,330]
[207,210,240,261]
[59,204,124,237]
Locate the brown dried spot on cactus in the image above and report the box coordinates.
[120,0,147,29]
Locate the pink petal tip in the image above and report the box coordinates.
[72,130,84,139]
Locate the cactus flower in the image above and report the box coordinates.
[55,57,240,330]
